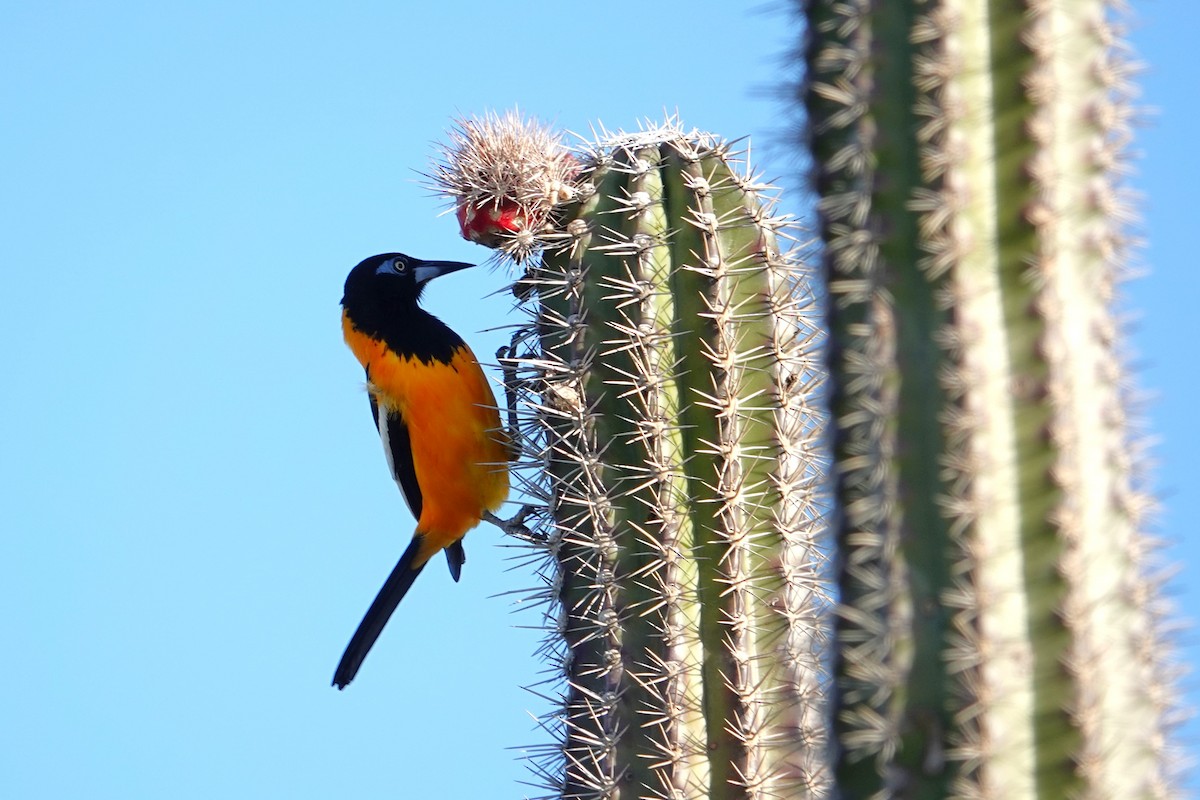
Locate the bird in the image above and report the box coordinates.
[333,252,510,689]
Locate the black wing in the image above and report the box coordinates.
[368,389,423,521]
[367,376,464,581]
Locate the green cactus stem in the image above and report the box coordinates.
[434,115,831,799]
[801,0,1180,796]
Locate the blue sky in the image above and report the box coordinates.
[1,2,1194,797]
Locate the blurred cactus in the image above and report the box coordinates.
[433,113,831,799]
[801,0,1181,796]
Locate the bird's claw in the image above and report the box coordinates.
[482,506,545,543]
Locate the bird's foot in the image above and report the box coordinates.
[482,506,545,544]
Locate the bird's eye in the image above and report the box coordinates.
[392,258,407,273]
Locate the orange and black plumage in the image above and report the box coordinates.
[333,253,509,689]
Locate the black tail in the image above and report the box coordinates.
[332,536,426,689]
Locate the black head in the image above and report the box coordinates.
[341,252,475,315]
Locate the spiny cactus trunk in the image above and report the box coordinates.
[802,0,1178,796]
[524,130,830,800]
[434,116,832,799]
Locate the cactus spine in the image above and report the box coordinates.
[802,0,1178,796]
[435,115,830,799]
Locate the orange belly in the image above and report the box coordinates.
[343,315,509,559]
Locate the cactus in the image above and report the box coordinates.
[433,113,831,799]
[430,3,1182,783]
[801,0,1181,797]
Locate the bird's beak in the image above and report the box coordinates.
[412,259,476,286]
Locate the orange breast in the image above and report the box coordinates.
[343,313,510,554]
